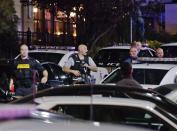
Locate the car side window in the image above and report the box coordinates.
[93,49,129,66]
[133,69,167,85]
[145,69,167,85]
[162,46,177,58]
[133,69,145,84]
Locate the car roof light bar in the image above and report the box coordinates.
[29,45,75,51]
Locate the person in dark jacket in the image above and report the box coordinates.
[124,47,140,64]
[13,44,48,96]
[116,62,142,88]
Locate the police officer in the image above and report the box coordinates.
[63,44,97,84]
[13,44,48,96]
[124,47,141,64]
[155,48,164,58]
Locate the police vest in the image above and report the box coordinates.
[13,57,39,88]
[70,53,90,75]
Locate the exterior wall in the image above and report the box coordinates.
[14,0,33,32]
[14,0,22,31]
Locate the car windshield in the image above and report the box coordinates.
[102,68,168,85]
[93,49,129,66]
[29,52,64,64]
[161,46,177,57]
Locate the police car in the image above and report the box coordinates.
[29,46,74,64]
[101,58,177,89]
[93,45,155,73]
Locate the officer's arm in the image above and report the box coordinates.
[86,65,98,72]
[84,57,98,72]
[62,57,81,76]
[41,69,48,83]
[63,66,80,77]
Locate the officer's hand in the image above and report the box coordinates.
[41,76,48,83]
[72,70,81,77]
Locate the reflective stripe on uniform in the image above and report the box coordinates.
[17,64,30,69]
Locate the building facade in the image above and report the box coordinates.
[14,0,176,46]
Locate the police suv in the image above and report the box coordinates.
[93,45,155,73]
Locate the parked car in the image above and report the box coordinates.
[93,46,155,73]
[101,63,177,89]
[11,84,177,130]
[161,42,177,57]
[12,84,177,114]
[35,96,177,130]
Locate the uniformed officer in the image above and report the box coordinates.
[124,47,141,64]
[62,44,97,84]
[13,44,48,96]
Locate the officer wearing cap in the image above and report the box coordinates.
[62,44,97,84]
[12,44,48,96]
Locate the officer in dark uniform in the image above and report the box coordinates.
[13,44,48,96]
[63,44,97,84]
[124,46,141,64]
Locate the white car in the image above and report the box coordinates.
[28,49,71,64]
[101,63,177,89]
[93,46,155,73]
[35,96,177,130]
